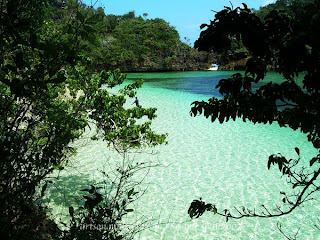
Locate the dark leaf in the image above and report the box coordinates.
[294,147,300,156]
[200,24,208,29]
[310,157,318,166]
[41,182,48,197]
[69,206,74,217]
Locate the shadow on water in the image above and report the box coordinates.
[44,174,95,208]
[126,71,287,97]
[129,75,228,96]
[128,73,267,97]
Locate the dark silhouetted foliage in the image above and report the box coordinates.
[190,0,320,237]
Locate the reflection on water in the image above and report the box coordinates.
[126,71,286,96]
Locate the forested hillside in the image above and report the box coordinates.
[50,0,213,72]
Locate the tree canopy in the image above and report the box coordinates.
[98,15,181,71]
[0,0,166,239]
[189,0,320,237]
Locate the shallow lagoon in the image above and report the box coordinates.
[47,71,320,239]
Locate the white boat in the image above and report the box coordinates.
[208,63,219,71]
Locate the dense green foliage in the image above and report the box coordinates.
[0,0,166,239]
[190,0,320,237]
[93,14,181,71]
[255,0,315,20]
[49,3,211,72]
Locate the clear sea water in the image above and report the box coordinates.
[46,71,320,240]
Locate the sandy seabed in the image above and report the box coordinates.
[46,80,320,240]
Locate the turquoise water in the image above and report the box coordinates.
[47,71,319,239]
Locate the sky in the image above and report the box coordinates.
[82,0,276,46]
